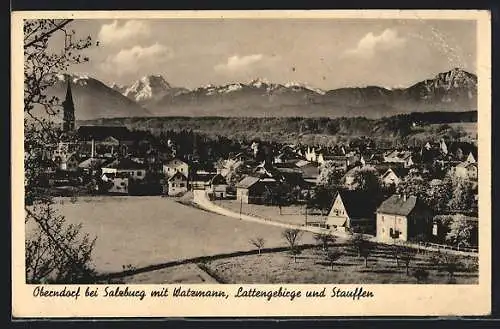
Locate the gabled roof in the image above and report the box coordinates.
[210,174,227,185]
[78,157,107,169]
[168,171,187,181]
[335,189,381,219]
[377,194,429,216]
[164,158,187,167]
[103,158,146,170]
[382,167,409,179]
[235,176,260,189]
[456,161,478,169]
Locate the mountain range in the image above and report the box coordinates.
[44,68,477,121]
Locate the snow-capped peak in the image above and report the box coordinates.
[54,72,91,86]
[284,81,325,95]
[123,75,171,102]
[248,78,270,88]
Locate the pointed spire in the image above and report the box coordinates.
[62,78,75,132]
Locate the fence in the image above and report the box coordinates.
[417,241,478,254]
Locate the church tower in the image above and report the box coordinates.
[62,80,75,132]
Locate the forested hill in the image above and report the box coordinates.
[78,110,477,146]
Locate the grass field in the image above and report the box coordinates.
[218,200,327,226]
[205,243,479,284]
[28,196,316,273]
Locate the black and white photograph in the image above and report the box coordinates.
[13,10,491,317]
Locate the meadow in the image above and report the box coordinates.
[28,196,316,273]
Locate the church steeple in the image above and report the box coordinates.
[62,79,75,132]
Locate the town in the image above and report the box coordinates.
[35,80,479,252]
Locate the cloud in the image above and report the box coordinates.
[344,29,406,59]
[214,54,275,73]
[98,20,151,46]
[101,43,174,76]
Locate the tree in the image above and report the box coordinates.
[399,244,417,275]
[350,234,372,267]
[317,161,343,189]
[446,214,474,248]
[249,237,266,255]
[25,202,96,283]
[448,178,476,213]
[24,19,97,283]
[412,268,430,283]
[430,252,462,283]
[282,228,303,262]
[307,185,335,216]
[314,232,336,252]
[344,166,381,194]
[324,248,343,270]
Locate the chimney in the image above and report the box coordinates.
[91,139,95,158]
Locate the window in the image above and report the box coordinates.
[381,216,384,223]
[180,168,184,172]
[172,183,176,188]
[136,171,142,177]
[180,183,185,188]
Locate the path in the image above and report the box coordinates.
[193,189,349,239]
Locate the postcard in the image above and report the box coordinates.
[12,9,491,317]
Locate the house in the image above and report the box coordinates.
[77,157,108,175]
[235,176,276,204]
[376,194,433,242]
[106,175,129,195]
[297,162,321,184]
[163,158,189,178]
[167,171,188,196]
[207,174,229,199]
[466,152,477,164]
[380,167,409,187]
[325,190,380,234]
[101,158,147,181]
[452,161,478,181]
[318,154,359,170]
[383,150,414,168]
[305,147,317,162]
[191,170,217,190]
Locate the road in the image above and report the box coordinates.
[193,189,349,238]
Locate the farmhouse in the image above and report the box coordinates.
[101,158,147,181]
[326,190,380,234]
[163,158,189,178]
[167,171,188,196]
[236,176,276,204]
[376,194,433,242]
[207,174,229,199]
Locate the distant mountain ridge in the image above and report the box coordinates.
[130,68,477,118]
[42,73,151,121]
[38,68,477,121]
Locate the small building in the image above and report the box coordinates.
[163,158,189,178]
[101,158,147,181]
[383,150,414,168]
[207,174,229,199]
[376,194,433,242]
[167,171,188,196]
[235,176,276,204]
[380,167,409,187]
[452,161,478,181]
[326,190,380,234]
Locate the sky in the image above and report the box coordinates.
[53,18,477,90]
